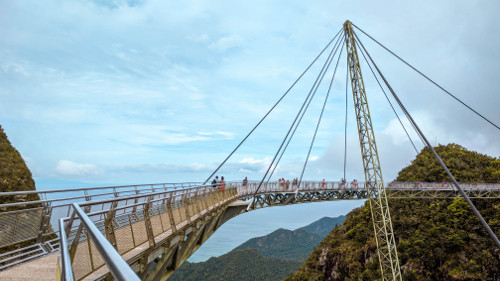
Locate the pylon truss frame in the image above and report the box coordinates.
[343,20,402,281]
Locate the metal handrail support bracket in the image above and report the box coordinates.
[72,203,140,281]
[104,201,118,250]
[37,203,52,249]
[166,196,177,232]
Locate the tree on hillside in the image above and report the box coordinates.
[286,144,500,281]
[0,125,39,202]
[396,143,500,183]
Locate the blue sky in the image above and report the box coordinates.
[1,0,500,189]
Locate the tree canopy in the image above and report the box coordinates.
[286,144,500,281]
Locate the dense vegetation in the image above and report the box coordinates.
[234,228,323,260]
[170,216,345,281]
[286,143,500,281]
[170,248,302,281]
[0,125,40,207]
[397,143,500,182]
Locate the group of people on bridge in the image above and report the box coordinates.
[211,176,226,191]
[210,176,361,191]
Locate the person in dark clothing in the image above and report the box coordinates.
[211,176,219,188]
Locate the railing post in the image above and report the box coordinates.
[143,198,156,249]
[183,192,191,223]
[194,189,202,215]
[37,202,52,250]
[166,196,177,232]
[202,188,209,212]
[104,201,118,250]
[59,219,75,281]
[83,190,92,213]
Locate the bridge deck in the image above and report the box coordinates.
[0,181,499,281]
[0,188,238,281]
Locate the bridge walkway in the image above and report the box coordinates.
[0,181,499,280]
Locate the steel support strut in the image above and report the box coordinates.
[343,20,402,280]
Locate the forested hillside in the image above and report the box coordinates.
[234,228,322,260]
[286,144,500,281]
[170,216,344,281]
[397,143,500,182]
[170,248,302,281]
[0,125,39,207]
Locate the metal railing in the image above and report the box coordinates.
[60,203,140,281]
[1,180,499,274]
[0,182,205,270]
[59,183,239,280]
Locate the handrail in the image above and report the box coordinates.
[0,181,242,209]
[59,218,75,281]
[71,203,140,281]
[0,181,204,197]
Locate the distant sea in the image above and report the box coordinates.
[188,200,366,262]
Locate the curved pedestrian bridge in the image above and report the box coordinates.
[0,181,499,280]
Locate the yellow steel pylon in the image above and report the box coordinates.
[343,20,402,281]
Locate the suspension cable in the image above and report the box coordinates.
[203,28,343,184]
[265,34,345,183]
[354,38,421,153]
[343,55,349,180]
[354,30,500,249]
[352,23,500,131]
[298,42,345,190]
[251,32,343,204]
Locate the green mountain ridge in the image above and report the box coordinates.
[169,248,302,281]
[298,216,346,237]
[169,216,345,281]
[234,216,346,260]
[286,143,500,281]
[234,228,323,260]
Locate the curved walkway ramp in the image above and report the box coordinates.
[0,181,499,281]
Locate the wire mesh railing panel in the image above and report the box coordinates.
[159,211,171,232]
[88,237,105,272]
[72,232,93,281]
[131,220,148,246]
[0,207,43,247]
[178,206,187,224]
[115,223,135,255]
[150,215,163,237]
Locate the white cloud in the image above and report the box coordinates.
[55,160,101,178]
[208,34,247,52]
[197,131,236,139]
[239,157,271,166]
[308,156,319,161]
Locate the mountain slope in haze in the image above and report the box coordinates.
[298,216,346,237]
[169,216,345,281]
[234,228,323,260]
[286,143,500,281]
[234,216,346,260]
